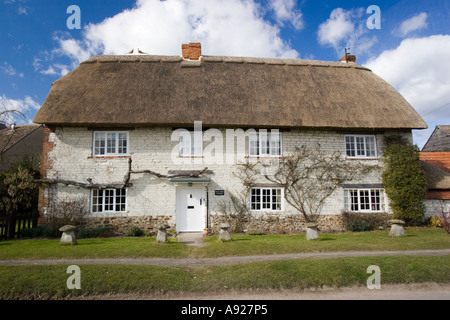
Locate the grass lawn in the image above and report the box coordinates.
[0,228,449,260]
[1,255,449,299]
[0,228,449,299]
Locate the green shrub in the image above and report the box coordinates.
[126,226,144,237]
[382,136,427,222]
[348,222,373,232]
[342,211,389,231]
[79,226,113,238]
[20,225,55,238]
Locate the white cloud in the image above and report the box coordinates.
[0,95,41,125]
[365,35,450,147]
[33,56,71,77]
[318,8,355,48]
[0,62,17,76]
[317,8,376,57]
[42,0,299,73]
[269,0,304,30]
[395,12,428,37]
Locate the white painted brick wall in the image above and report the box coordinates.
[46,126,412,227]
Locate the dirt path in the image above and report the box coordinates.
[1,248,450,267]
[74,283,450,300]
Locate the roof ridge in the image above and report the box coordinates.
[83,54,370,70]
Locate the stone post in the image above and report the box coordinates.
[218,223,231,242]
[388,219,405,237]
[59,225,78,246]
[156,224,170,243]
[306,222,319,240]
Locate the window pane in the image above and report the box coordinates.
[118,133,128,154]
[365,136,376,157]
[272,188,282,210]
[251,188,261,210]
[345,136,355,157]
[94,133,105,155]
[92,189,103,212]
[259,132,270,156]
[356,136,365,156]
[179,132,191,156]
[350,190,358,211]
[262,188,270,209]
[249,133,259,156]
[104,189,115,211]
[359,190,370,210]
[371,189,381,211]
[192,132,202,156]
[107,133,116,154]
[115,189,126,211]
[270,131,281,156]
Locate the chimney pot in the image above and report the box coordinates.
[182,43,201,60]
[340,54,356,63]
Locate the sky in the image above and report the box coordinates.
[0,0,449,148]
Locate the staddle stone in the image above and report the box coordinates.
[219,223,231,242]
[306,224,319,240]
[156,224,170,243]
[388,220,405,237]
[59,225,78,246]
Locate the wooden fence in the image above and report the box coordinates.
[0,210,39,240]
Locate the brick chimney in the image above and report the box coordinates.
[182,43,201,60]
[340,53,356,63]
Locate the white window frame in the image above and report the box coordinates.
[345,135,377,158]
[93,131,129,156]
[178,131,203,157]
[250,187,283,211]
[343,188,385,212]
[91,188,127,213]
[249,130,282,157]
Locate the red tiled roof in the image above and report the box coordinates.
[420,152,450,173]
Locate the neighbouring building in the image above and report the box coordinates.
[420,125,450,218]
[0,124,44,171]
[32,43,427,234]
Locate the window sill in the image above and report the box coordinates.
[345,157,379,160]
[345,211,386,213]
[177,156,205,158]
[88,155,131,159]
[246,156,285,159]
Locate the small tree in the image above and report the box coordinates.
[381,136,427,222]
[216,190,252,232]
[0,165,39,216]
[238,146,376,223]
[44,198,88,236]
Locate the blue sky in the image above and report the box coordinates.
[1,0,449,148]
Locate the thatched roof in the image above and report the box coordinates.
[33,54,427,130]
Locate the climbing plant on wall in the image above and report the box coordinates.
[381,135,427,222]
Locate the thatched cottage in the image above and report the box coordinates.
[33,43,427,234]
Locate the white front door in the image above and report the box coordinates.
[176,187,206,232]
